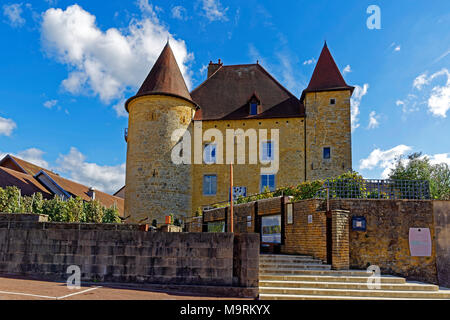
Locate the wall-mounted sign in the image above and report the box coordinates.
[247,216,252,228]
[409,228,432,257]
[352,216,367,231]
[287,204,293,225]
[231,187,247,201]
[261,215,281,244]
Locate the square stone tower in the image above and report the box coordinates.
[301,43,354,181]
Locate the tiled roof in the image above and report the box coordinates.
[301,43,354,101]
[0,155,124,215]
[40,171,124,214]
[0,166,53,199]
[126,42,197,111]
[191,63,305,121]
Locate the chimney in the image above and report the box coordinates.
[88,187,96,200]
[207,59,223,78]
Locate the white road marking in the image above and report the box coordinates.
[57,286,102,300]
[0,290,56,300]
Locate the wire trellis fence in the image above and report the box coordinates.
[315,179,431,200]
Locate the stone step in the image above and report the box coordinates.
[260,264,331,271]
[260,263,328,269]
[259,280,439,292]
[259,274,407,284]
[260,257,326,262]
[259,287,450,299]
[259,294,449,301]
[260,254,315,259]
[260,258,322,264]
[259,269,369,276]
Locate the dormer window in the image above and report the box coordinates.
[248,93,261,116]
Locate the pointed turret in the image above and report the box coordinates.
[301,42,354,102]
[126,42,197,111]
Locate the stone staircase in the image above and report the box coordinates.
[259,254,450,300]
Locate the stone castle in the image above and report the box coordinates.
[124,42,354,225]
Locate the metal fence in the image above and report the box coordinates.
[316,179,431,200]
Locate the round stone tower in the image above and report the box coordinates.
[124,42,198,225]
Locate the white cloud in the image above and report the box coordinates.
[43,99,58,109]
[411,69,450,117]
[413,73,429,90]
[394,45,401,52]
[359,145,412,178]
[350,84,369,132]
[2,3,25,27]
[201,0,228,22]
[0,116,17,136]
[303,58,316,65]
[112,99,128,118]
[17,148,49,168]
[342,65,351,75]
[41,4,193,114]
[199,64,208,75]
[137,0,162,21]
[367,111,380,129]
[56,147,125,194]
[428,153,450,166]
[171,5,187,20]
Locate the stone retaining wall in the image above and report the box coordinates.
[0,214,259,297]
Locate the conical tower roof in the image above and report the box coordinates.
[126,42,197,111]
[301,43,354,101]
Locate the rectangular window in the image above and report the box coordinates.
[203,175,217,196]
[261,141,274,161]
[323,147,331,160]
[204,143,217,164]
[330,98,336,105]
[261,174,276,193]
[250,103,258,115]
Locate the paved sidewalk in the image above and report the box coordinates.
[0,276,248,300]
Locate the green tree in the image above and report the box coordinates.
[42,196,67,222]
[65,197,85,222]
[102,206,121,224]
[389,152,450,200]
[84,200,104,223]
[32,193,44,215]
[5,186,21,213]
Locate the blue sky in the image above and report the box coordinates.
[0,0,449,194]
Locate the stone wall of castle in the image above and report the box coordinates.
[191,118,306,213]
[125,95,196,225]
[304,90,353,181]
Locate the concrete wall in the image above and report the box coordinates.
[434,201,450,288]
[0,214,259,297]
